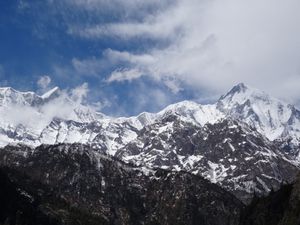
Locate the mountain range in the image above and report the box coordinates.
[0,83,300,199]
[0,83,300,224]
[1,83,299,148]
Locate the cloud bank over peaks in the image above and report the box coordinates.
[65,0,300,105]
[19,0,300,112]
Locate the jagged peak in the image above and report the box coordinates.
[219,83,250,100]
[218,82,275,105]
[0,86,36,96]
[231,82,248,93]
[0,86,41,107]
[0,86,14,92]
[0,86,61,100]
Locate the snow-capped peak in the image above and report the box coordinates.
[0,87,41,107]
[217,83,300,141]
[219,82,248,99]
[156,100,224,126]
[218,82,272,107]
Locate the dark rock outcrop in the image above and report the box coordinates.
[0,143,244,225]
[241,174,300,225]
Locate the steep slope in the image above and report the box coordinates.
[1,144,300,225]
[0,143,244,225]
[240,174,300,225]
[0,167,105,225]
[116,115,299,202]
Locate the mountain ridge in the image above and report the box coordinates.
[0,83,299,145]
[0,83,300,202]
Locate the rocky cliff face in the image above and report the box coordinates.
[0,143,243,225]
[117,117,299,202]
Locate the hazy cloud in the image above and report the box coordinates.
[70,82,89,104]
[0,82,96,131]
[90,100,111,111]
[37,75,52,90]
[17,0,30,11]
[107,69,143,83]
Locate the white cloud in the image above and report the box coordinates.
[60,0,170,16]
[70,82,89,103]
[0,83,95,131]
[71,57,105,77]
[17,0,30,11]
[37,75,52,90]
[91,100,111,111]
[104,49,155,67]
[107,69,143,83]
[82,0,300,104]
[163,78,183,94]
[68,16,182,40]
[49,0,300,107]
[126,82,175,115]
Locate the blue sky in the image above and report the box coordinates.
[1,0,300,115]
